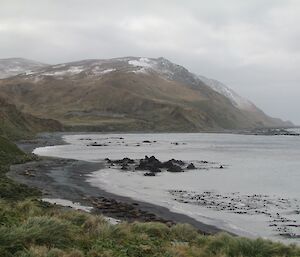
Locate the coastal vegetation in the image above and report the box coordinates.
[1,199,300,257]
[0,136,40,200]
[0,136,299,257]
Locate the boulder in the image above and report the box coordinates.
[167,164,183,172]
[113,157,135,165]
[170,158,185,166]
[187,163,196,169]
[161,160,173,169]
[136,155,162,171]
[161,159,185,169]
[149,166,162,173]
[144,172,156,176]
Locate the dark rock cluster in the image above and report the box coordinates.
[104,156,198,176]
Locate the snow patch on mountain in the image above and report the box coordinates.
[92,68,116,75]
[42,66,84,76]
[198,75,255,111]
[127,57,255,111]
[128,57,155,68]
[23,63,118,82]
[52,64,66,69]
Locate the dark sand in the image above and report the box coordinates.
[8,133,227,235]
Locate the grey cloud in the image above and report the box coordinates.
[0,0,299,123]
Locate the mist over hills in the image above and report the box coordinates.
[0,58,48,79]
[0,57,292,132]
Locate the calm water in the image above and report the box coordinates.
[34,133,300,243]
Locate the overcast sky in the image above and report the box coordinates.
[1,0,299,124]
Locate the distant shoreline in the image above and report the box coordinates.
[16,127,300,154]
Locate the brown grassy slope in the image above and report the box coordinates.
[0,71,282,131]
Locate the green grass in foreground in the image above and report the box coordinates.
[0,199,299,257]
[0,136,299,257]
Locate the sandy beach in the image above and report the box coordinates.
[8,133,224,235]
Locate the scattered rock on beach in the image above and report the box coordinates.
[169,189,300,239]
[279,233,300,239]
[22,170,36,177]
[90,196,174,224]
[88,142,108,147]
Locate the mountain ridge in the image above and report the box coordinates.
[0,56,292,131]
[0,57,48,79]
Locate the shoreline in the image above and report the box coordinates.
[9,132,226,235]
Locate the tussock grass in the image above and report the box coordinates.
[170,223,199,242]
[0,199,299,257]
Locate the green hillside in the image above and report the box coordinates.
[0,136,39,200]
[0,97,62,139]
[0,136,24,164]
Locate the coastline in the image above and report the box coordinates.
[8,132,226,236]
